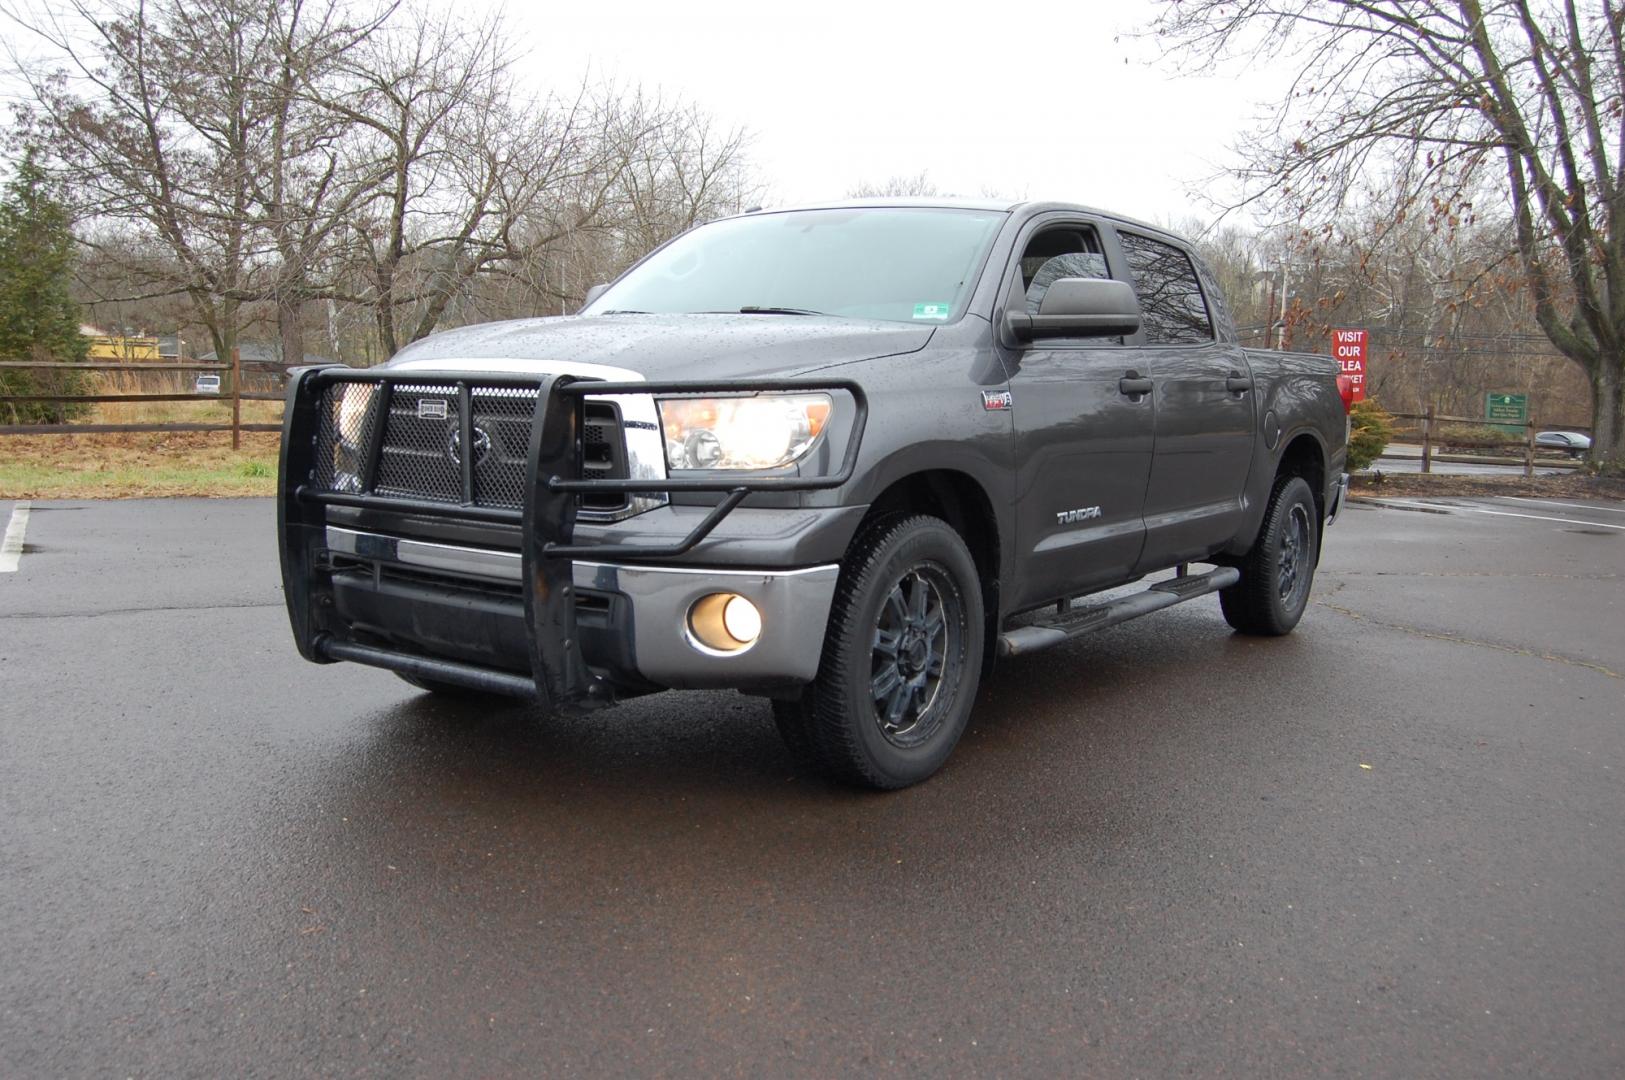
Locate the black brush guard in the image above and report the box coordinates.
[278,367,867,712]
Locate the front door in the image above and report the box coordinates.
[1002,220,1155,609]
[1008,346,1156,607]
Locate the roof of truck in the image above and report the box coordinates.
[740,197,1172,240]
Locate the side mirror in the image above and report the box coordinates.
[580,283,611,311]
[1007,278,1141,342]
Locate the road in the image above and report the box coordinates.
[2,496,1622,1077]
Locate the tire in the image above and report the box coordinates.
[1220,475,1319,636]
[773,515,985,790]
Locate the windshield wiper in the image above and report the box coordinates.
[735,306,826,316]
[599,308,649,315]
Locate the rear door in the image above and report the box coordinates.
[1000,216,1155,609]
[1113,230,1256,569]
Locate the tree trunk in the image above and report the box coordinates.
[373,256,399,360]
[278,295,307,373]
[1593,362,1624,474]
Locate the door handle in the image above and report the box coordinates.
[1119,373,1154,397]
[1226,371,1253,394]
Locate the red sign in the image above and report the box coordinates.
[1332,329,1368,403]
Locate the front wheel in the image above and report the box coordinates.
[773,515,985,790]
[1220,475,1320,636]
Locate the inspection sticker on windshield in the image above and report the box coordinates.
[912,302,951,320]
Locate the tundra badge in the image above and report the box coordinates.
[1057,506,1102,525]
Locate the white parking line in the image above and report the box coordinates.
[1455,504,1625,530]
[1374,497,1625,530]
[1494,495,1625,514]
[1,501,31,573]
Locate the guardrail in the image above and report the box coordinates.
[0,351,283,447]
[1388,407,1590,475]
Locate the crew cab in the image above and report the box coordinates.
[278,199,1350,789]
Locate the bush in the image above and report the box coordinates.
[1347,398,1394,472]
[0,149,90,424]
[0,363,90,425]
[1441,424,1522,449]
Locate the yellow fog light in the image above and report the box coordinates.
[688,593,763,652]
[722,595,762,643]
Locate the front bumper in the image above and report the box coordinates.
[323,526,839,690]
[279,365,866,711]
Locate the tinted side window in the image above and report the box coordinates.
[1118,232,1213,344]
[1018,226,1109,314]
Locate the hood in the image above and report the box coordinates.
[385,313,934,380]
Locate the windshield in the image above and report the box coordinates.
[584,207,1006,324]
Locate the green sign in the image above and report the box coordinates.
[1486,392,1528,432]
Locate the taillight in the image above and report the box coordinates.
[1336,374,1355,414]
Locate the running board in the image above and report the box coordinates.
[996,567,1240,658]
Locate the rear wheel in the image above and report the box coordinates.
[773,515,984,790]
[1220,475,1319,636]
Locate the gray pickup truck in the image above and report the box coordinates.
[278,199,1350,789]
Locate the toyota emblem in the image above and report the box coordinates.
[446,425,493,467]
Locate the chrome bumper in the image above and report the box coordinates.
[324,526,838,688]
[1326,472,1350,525]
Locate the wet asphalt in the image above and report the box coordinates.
[1,495,1621,1078]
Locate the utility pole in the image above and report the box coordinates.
[1276,264,1291,351]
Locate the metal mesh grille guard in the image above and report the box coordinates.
[277,366,868,712]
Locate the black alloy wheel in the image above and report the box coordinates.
[1220,474,1320,636]
[773,515,984,789]
[870,563,960,749]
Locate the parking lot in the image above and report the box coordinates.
[2,494,1622,1077]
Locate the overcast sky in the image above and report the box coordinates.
[0,0,1289,226]
[496,0,1287,226]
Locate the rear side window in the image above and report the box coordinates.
[1118,232,1213,344]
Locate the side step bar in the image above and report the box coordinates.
[996,566,1241,658]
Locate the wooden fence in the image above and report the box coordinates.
[2,362,1597,474]
[0,350,283,449]
[1388,407,1590,475]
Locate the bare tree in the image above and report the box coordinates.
[245,0,394,368]
[614,96,756,255]
[469,90,757,321]
[1153,0,1625,468]
[847,171,940,199]
[5,0,759,367]
[8,0,259,363]
[317,8,525,357]
[5,0,391,367]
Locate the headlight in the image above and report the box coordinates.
[329,385,376,493]
[659,393,831,470]
[335,384,375,447]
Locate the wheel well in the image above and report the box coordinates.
[1277,434,1327,520]
[863,469,1001,621]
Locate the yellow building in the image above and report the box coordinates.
[80,325,161,361]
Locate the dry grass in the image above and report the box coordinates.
[0,363,289,493]
[85,369,285,426]
[0,431,281,498]
[0,369,287,497]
